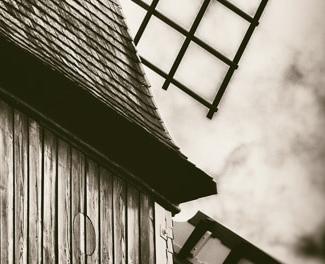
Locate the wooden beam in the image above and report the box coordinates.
[71,148,86,264]
[127,184,140,264]
[0,99,14,263]
[28,119,43,263]
[14,110,28,264]
[57,139,71,263]
[42,130,57,263]
[99,167,113,263]
[113,176,126,264]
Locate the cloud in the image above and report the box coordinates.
[295,223,325,262]
[216,143,251,177]
[284,61,305,85]
[119,0,325,263]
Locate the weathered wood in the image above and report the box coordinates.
[140,193,155,264]
[28,119,43,264]
[58,139,71,263]
[155,202,174,264]
[113,176,126,264]
[155,203,166,264]
[0,98,165,264]
[86,159,99,263]
[43,130,57,263]
[71,147,86,264]
[149,196,156,264]
[166,211,173,264]
[0,99,14,263]
[14,110,28,264]
[99,167,113,264]
[127,184,140,264]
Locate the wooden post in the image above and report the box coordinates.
[0,100,14,263]
[28,120,43,264]
[14,110,28,264]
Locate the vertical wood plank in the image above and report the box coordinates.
[14,110,28,264]
[43,130,57,263]
[58,139,71,263]
[113,176,126,264]
[140,193,155,264]
[0,99,14,263]
[99,167,113,264]
[155,203,167,264]
[127,184,140,264]
[165,211,173,264]
[86,159,99,263]
[148,197,156,264]
[71,148,86,264]
[28,119,43,264]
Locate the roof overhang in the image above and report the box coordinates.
[0,36,217,204]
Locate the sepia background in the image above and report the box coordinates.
[119,0,325,263]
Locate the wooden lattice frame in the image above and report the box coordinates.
[130,0,269,118]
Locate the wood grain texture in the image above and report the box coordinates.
[165,211,173,264]
[113,176,126,264]
[99,167,113,264]
[127,184,140,264]
[0,99,162,264]
[28,119,43,264]
[14,110,28,264]
[71,147,86,264]
[86,159,99,263]
[155,203,168,264]
[0,99,14,263]
[43,129,57,263]
[140,193,155,264]
[57,139,71,263]
[148,197,156,264]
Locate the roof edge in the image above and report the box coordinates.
[0,35,217,204]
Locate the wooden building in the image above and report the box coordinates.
[0,0,216,263]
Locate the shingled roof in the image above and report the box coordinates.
[0,0,178,151]
[0,0,217,203]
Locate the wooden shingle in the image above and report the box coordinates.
[0,0,177,150]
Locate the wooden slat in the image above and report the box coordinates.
[57,139,71,263]
[14,110,28,264]
[99,167,113,264]
[0,99,14,263]
[165,210,174,264]
[127,184,140,264]
[155,203,168,264]
[140,193,155,264]
[113,176,126,264]
[43,129,57,263]
[86,158,99,263]
[1,99,176,264]
[71,148,86,264]
[166,210,173,264]
[28,119,43,264]
[148,196,156,264]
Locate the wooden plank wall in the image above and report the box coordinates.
[0,98,164,264]
[155,203,174,264]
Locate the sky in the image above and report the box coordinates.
[119,0,325,263]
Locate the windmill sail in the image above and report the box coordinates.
[122,0,269,119]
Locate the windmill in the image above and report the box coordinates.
[121,0,269,119]
[0,0,271,262]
